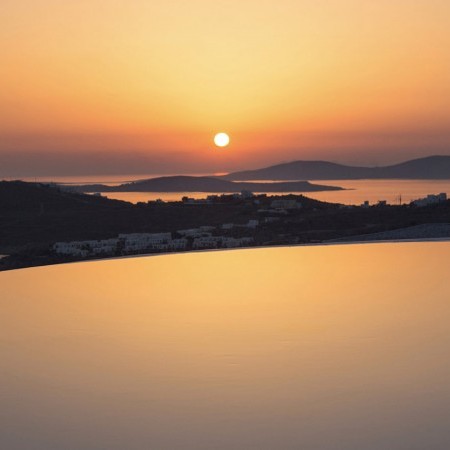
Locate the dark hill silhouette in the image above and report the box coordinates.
[69,176,343,193]
[0,181,128,212]
[222,155,450,181]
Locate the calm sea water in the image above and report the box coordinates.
[1,242,450,449]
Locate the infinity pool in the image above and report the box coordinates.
[1,243,450,449]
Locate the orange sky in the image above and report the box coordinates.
[1,0,450,176]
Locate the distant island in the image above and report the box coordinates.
[222,155,450,181]
[68,176,344,193]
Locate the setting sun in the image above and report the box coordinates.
[214,133,230,148]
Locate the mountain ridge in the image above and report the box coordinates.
[221,155,450,181]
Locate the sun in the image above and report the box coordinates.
[214,132,230,148]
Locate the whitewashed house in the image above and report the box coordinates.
[192,236,222,249]
[412,193,447,207]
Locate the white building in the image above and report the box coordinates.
[177,228,212,238]
[221,237,254,248]
[119,232,171,243]
[53,238,119,257]
[90,238,119,255]
[168,239,188,250]
[53,242,86,256]
[221,237,240,248]
[151,243,168,251]
[412,193,447,207]
[192,236,222,249]
[119,233,172,253]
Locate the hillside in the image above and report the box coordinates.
[222,155,450,181]
[0,181,334,257]
[0,181,128,212]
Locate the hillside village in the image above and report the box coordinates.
[52,191,448,259]
[51,192,305,258]
[53,228,255,258]
[0,181,449,270]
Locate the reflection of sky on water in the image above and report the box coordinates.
[1,242,450,449]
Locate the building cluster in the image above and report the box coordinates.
[411,193,447,207]
[192,236,253,249]
[53,224,256,258]
[177,224,256,249]
[177,226,216,238]
[256,198,302,217]
[52,233,186,258]
[181,192,302,224]
[182,190,256,205]
[361,200,387,208]
[360,193,448,208]
[53,238,119,258]
[118,233,187,253]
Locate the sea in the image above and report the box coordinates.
[1,242,450,449]
[14,175,450,205]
